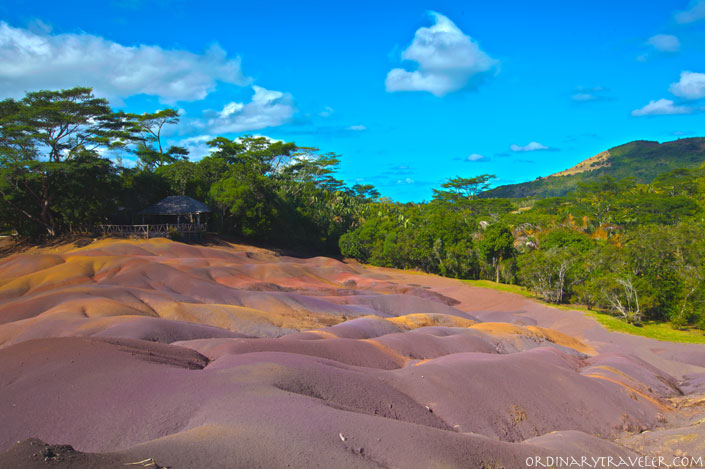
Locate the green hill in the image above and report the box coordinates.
[484,137,705,198]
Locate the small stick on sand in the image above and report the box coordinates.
[124,458,170,468]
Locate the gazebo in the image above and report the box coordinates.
[100,196,211,240]
[139,196,211,227]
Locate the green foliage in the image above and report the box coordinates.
[131,109,189,170]
[479,224,515,282]
[209,161,279,239]
[340,201,486,278]
[540,229,593,252]
[433,174,496,201]
[340,163,705,334]
[0,87,136,236]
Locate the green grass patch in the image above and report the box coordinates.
[585,311,705,344]
[462,279,535,298]
[463,279,705,344]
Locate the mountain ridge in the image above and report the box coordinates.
[484,137,705,199]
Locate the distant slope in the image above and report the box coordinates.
[551,150,611,177]
[484,137,705,198]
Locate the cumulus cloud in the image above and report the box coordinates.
[669,71,705,100]
[385,12,498,97]
[205,86,295,133]
[347,125,367,131]
[675,0,705,23]
[510,142,550,152]
[0,21,249,103]
[465,153,486,161]
[646,34,680,53]
[631,98,692,116]
[175,135,214,159]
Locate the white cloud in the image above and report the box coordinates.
[205,86,295,133]
[510,142,550,152]
[319,106,334,117]
[631,98,692,116]
[466,153,486,161]
[385,12,498,97]
[669,71,705,100]
[175,135,214,159]
[219,102,245,118]
[0,21,249,103]
[397,178,415,184]
[675,0,705,23]
[572,93,598,102]
[571,86,609,102]
[646,34,680,53]
[347,124,366,131]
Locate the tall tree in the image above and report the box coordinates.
[131,109,189,170]
[0,87,134,236]
[207,135,296,173]
[433,174,496,201]
[479,223,515,283]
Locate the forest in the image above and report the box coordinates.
[2,87,705,331]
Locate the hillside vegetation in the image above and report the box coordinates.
[485,138,705,198]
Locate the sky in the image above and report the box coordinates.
[1,0,705,201]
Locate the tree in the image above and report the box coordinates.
[606,276,643,325]
[156,160,196,196]
[0,87,134,236]
[131,109,189,170]
[207,135,296,173]
[351,183,380,201]
[478,223,515,283]
[517,247,579,304]
[0,87,130,163]
[209,167,277,238]
[433,174,496,202]
[206,136,296,238]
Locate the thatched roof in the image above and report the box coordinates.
[139,196,212,216]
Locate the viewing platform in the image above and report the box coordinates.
[102,195,212,240]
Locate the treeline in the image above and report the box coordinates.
[3,87,705,330]
[341,173,705,330]
[0,87,378,253]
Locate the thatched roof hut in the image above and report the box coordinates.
[139,196,212,216]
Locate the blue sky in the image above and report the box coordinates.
[2,0,705,201]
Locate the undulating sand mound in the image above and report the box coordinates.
[0,238,703,468]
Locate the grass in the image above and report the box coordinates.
[585,311,705,344]
[462,279,535,298]
[462,279,705,344]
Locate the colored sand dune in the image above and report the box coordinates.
[0,239,704,468]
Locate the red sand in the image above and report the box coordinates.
[0,238,703,468]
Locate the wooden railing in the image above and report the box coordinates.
[99,224,207,238]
